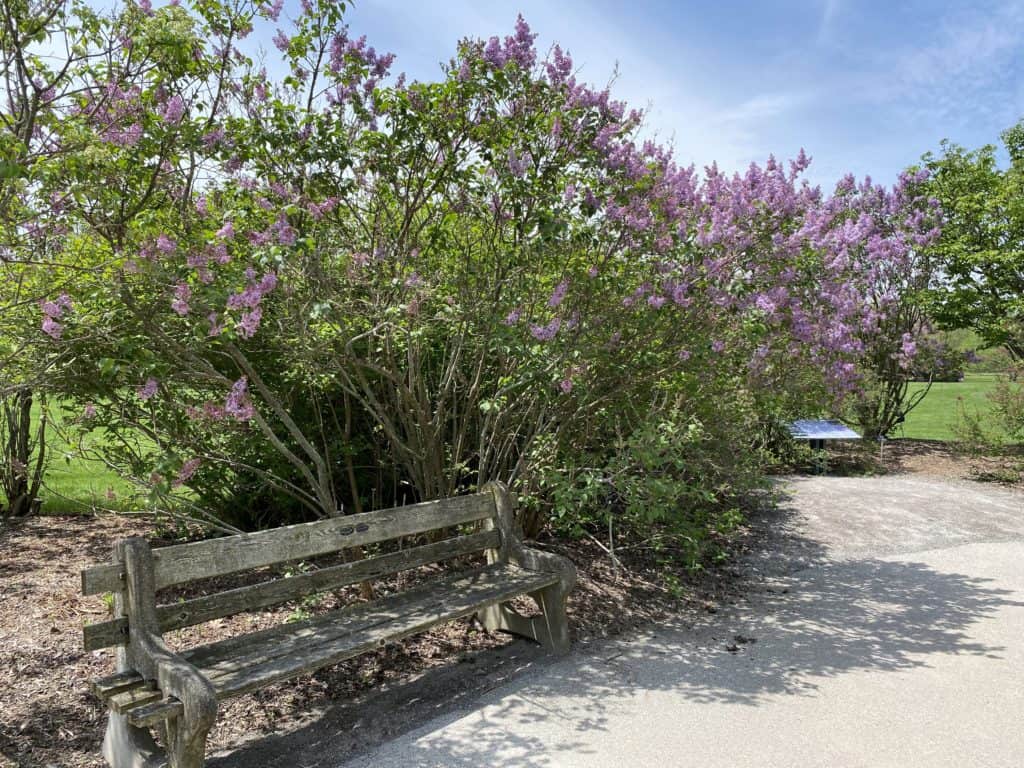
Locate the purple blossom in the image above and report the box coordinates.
[237,307,262,338]
[529,317,561,341]
[137,378,159,401]
[225,377,255,421]
[171,283,191,316]
[82,403,97,419]
[105,123,142,147]
[259,272,278,293]
[507,148,529,177]
[161,95,185,124]
[483,37,506,68]
[227,271,276,311]
[548,280,569,308]
[711,340,725,354]
[273,30,290,52]
[900,333,917,358]
[215,221,235,240]
[559,378,573,394]
[202,127,226,148]
[41,316,63,340]
[273,215,297,246]
[156,234,177,254]
[504,308,522,325]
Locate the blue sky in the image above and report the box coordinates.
[319,0,1023,187]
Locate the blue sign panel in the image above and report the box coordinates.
[788,419,861,441]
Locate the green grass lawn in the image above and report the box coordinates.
[898,372,1014,442]
[28,401,140,514]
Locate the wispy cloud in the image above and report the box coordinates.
[344,0,1023,182]
[841,1,1024,132]
[817,0,843,45]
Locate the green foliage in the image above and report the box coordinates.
[988,365,1024,443]
[923,121,1024,360]
[532,391,766,568]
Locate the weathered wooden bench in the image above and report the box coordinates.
[81,482,575,768]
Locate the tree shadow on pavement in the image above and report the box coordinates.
[212,492,1023,767]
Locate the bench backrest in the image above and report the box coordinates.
[82,489,507,651]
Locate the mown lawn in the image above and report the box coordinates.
[29,400,140,514]
[898,372,1013,442]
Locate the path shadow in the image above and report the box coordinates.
[211,491,1023,767]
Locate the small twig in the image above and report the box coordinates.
[583,529,623,574]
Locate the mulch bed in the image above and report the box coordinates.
[882,438,1024,487]
[0,513,744,768]
[819,438,1024,489]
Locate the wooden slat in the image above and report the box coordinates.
[185,564,559,699]
[83,618,128,652]
[82,563,122,596]
[82,530,501,651]
[81,493,495,595]
[90,670,144,700]
[127,698,184,728]
[108,687,161,714]
[180,563,538,674]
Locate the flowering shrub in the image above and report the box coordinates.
[2,1,939,536]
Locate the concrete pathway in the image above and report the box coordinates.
[338,476,1024,767]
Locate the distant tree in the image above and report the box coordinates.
[923,120,1024,360]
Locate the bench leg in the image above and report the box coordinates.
[529,582,571,654]
[103,711,166,768]
[477,582,572,655]
[163,695,217,768]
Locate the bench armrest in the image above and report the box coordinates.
[486,482,577,591]
[510,543,577,588]
[117,538,218,731]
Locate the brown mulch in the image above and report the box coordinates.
[882,439,1024,487]
[0,514,743,768]
[820,438,1024,489]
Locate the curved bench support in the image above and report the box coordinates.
[479,483,576,654]
[111,539,218,768]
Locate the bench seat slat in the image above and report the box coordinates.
[82,492,496,595]
[127,698,184,728]
[83,530,501,651]
[90,670,145,700]
[108,687,161,714]
[183,563,559,700]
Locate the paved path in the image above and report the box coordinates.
[337,476,1024,767]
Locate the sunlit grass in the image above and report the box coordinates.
[28,400,141,515]
[898,372,1017,443]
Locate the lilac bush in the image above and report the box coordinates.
[2,1,939,538]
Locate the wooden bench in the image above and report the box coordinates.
[81,482,575,768]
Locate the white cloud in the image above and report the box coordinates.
[853,0,1024,128]
[355,0,811,173]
